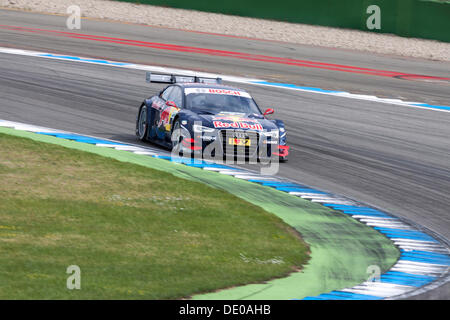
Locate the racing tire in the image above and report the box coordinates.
[137,104,149,141]
[171,119,196,160]
[171,118,182,156]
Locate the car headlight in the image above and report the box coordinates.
[263,129,279,139]
[193,124,215,133]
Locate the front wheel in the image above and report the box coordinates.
[171,120,196,159]
[171,119,182,155]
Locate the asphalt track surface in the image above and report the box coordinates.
[0,9,449,299]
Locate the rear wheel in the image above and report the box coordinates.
[137,104,148,141]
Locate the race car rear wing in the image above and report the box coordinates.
[145,72,222,84]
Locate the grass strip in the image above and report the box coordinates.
[0,132,309,299]
[0,127,399,299]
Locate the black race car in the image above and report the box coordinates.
[136,72,289,162]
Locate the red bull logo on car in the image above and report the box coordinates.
[158,105,179,131]
[213,121,263,130]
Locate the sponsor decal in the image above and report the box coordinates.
[184,87,251,98]
[213,121,263,130]
[213,121,239,129]
[239,122,263,130]
[152,100,165,111]
[199,135,216,141]
[158,106,179,131]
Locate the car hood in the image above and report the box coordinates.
[196,112,279,131]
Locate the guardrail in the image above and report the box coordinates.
[115,0,450,42]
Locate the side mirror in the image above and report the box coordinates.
[263,108,274,116]
[166,100,177,108]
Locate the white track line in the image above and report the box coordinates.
[0,47,449,114]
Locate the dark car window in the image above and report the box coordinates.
[185,89,261,114]
[168,86,183,108]
[161,86,174,101]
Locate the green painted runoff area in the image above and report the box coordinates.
[0,126,399,299]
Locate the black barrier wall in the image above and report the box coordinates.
[115,0,450,42]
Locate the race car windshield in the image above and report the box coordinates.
[185,92,261,115]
